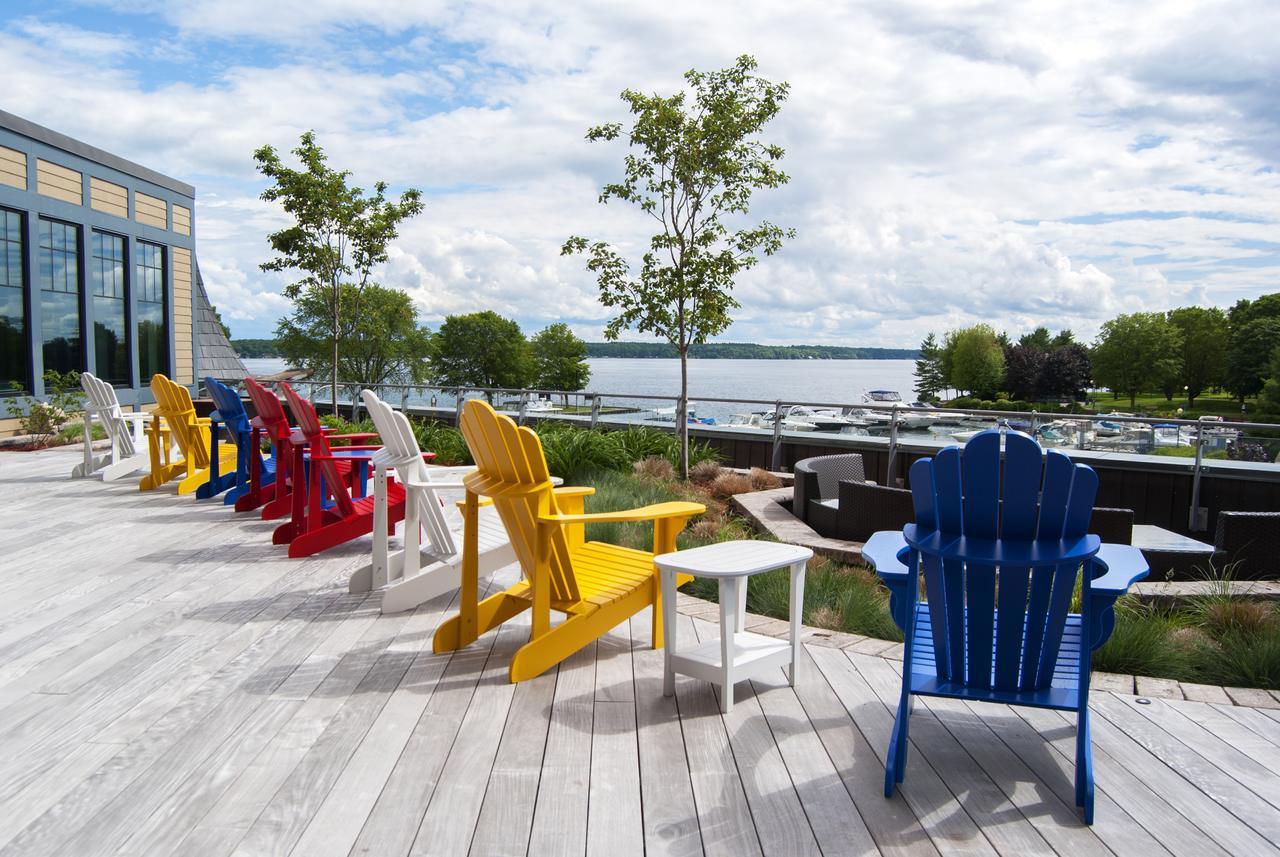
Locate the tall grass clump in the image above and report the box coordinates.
[1091,598,1194,680]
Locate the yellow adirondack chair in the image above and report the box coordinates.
[139,373,237,494]
[433,400,706,682]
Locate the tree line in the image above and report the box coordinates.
[913,293,1280,412]
[268,289,592,393]
[585,342,917,359]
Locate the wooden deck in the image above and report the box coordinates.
[3,446,1280,857]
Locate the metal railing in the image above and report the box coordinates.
[200,376,1280,532]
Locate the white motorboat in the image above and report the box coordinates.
[524,397,562,413]
[785,405,869,432]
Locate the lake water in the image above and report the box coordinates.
[239,357,918,421]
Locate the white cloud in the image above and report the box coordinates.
[3,0,1278,344]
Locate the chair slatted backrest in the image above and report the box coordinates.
[361,390,456,557]
[280,382,358,517]
[150,373,209,467]
[81,372,135,456]
[243,377,291,447]
[910,430,1098,692]
[205,377,251,439]
[459,400,579,603]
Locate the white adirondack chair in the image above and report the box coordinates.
[71,372,156,480]
[348,389,516,614]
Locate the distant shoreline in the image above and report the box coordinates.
[232,340,920,361]
[584,342,919,360]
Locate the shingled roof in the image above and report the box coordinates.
[194,260,249,381]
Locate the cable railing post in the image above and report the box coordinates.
[887,404,900,485]
[518,394,528,426]
[590,394,600,430]
[1189,419,1206,532]
[400,387,410,412]
[771,400,784,471]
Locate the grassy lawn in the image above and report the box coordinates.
[1095,390,1265,421]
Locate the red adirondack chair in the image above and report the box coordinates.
[241,378,375,519]
[276,382,433,558]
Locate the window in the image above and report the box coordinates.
[91,232,129,385]
[136,241,167,379]
[0,209,27,395]
[38,218,82,376]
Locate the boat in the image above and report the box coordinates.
[784,405,869,432]
[861,390,941,429]
[524,397,562,413]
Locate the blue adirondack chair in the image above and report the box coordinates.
[197,377,275,505]
[862,429,1148,824]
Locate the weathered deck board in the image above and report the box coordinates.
[0,445,1275,857]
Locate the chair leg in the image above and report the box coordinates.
[433,592,529,653]
[884,688,912,797]
[1076,706,1094,824]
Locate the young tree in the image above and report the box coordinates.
[562,55,793,477]
[530,323,591,398]
[1090,312,1183,408]
[944,325,1005,398]
[1167,306,1227,406]
[431,311,532,394]
[254,131,424,413]
[275,283,433,386]
[912,332,946,401]
[1225,317,1280,401]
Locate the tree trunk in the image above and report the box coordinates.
[332,280,340,416]
[678,347,689,480]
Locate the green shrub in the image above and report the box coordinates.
[1192,629,1280,690]
[1092,599,1193,679]
[4,370,85,448]
[411,419,473,466]
[56,422,108,444]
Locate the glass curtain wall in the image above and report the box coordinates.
[0,209,26,395]
[90,232,129,384]
[38,219,82,376]
[136,241,167,379]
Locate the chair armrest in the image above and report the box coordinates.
[1086,543,1150,651]
[863,529,917,633]
[327,432,378,444]
[1090,543,1149,596]
[863,530,911,580]
[553,486,596,499]
[405,477,470,490]
[539,501,705,525]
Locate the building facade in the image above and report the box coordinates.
[0,110,240,435]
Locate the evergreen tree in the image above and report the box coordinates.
[912,332,945,400]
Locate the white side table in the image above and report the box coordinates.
[656,540,812,713]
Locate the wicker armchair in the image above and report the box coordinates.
[793,454,867,535]
[1213,511,1280,580]
[836,480,916,542]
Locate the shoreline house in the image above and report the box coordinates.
[0,110,244,437]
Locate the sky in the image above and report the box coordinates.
[3,0,1278,347]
